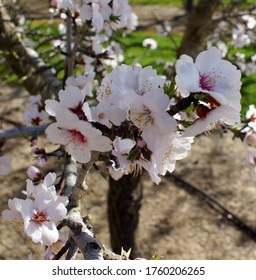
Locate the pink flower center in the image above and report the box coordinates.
[31,117,42,125]
[31,210,49,225]
[199,72,216,91]
[69,102,85,119]
[69,129,88,144]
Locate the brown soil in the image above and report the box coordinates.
[1,4,256,260]
[1,83,256,260]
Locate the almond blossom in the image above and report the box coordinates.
[45,110,112,163]
[175,47,242,136]
[2,198,24,231]
[52,0,92,21]
[231,25,251,48]
[2,169,68,246]
[242,14,256,29]
[52,0,137,36]
[246,104,256,130]
[110,131,193,185]
[96,64,175,132]
[23,94,48,125]
[65,73,95,97]
[24,169,57,200]
[45,85,92,121]
[21,186,68,246]
[26,165,44,182]
[243,131,256,147]
[145,131,194,184]
[142,38,158,50]
[110,0,138,34]
[175,47,241,107]
[183,105,240,137]
[128,87,177,136]
[110,137,152,179]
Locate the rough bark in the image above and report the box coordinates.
[0,2,62,99]
[107,174,143,259]
[178,0,222,59]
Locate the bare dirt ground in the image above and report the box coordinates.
[1,85,256,260]
[1,4,256,260]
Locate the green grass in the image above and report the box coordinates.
[1,0,255,116]
[117,31,181,74]
[241,75,256,117]
[129,0,183,5]
[226,45,256,117]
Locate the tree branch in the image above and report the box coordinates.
[0,2,62,99]
[0,123,48,141]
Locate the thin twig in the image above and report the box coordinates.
[0,123,48,140]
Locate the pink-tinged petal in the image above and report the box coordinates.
[195,47,222,73]
[45,123,69,145]
[25,179,37,198]
[175,62,200,95]
[55,108,79,128]
[49,201,67,222]
[8,198,23,213]
[109,166,124,181]
[183,106,240,137]
[154,112,177,134]
[176,54,194,65]
[41,223,59,246]
[66,142,91,163]
[113,137,134,154]
[82,102,93,121]
[58,86,85,109]
[89,135,112,152]
[43,172,56,187]
[20,199,34,224]
[78,121,101,138]
[25,222,43,243]
[221,106,241,125]
[45,99,59,117]
[80,3,92,21]
[142,88,169,111]
[2,198,23,221]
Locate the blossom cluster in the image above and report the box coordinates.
[23,94,48,126]
[48,0,138,96]
[231,14,256,48]
[2,166,68,248]
[1,0,254,261]
[185,10,256,78]
[51,0,138,35]
[42,47,242,184]
[95,64,193,184]
[175,47,241,136]
[235,53,256,77]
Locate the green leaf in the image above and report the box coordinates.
[164,79,175,98]
[110,15,120,23]
[100,171,109,180]
[127,146,140,163]
[183,103,194,113]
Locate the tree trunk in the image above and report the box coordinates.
[107,174,143,259]
[184,0,194,13]
[178,0,222,59]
